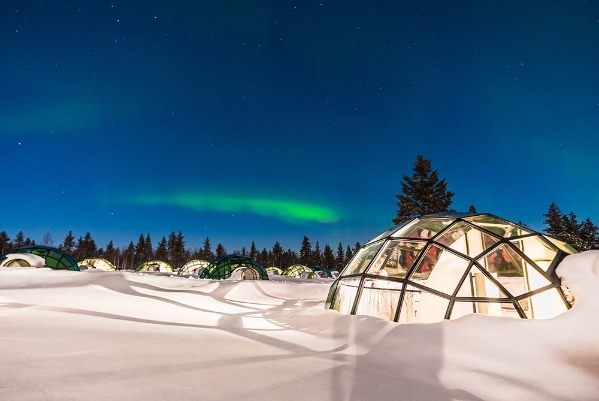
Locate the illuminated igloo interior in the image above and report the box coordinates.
[325,212,576,323]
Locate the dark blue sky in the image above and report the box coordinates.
[2,0,598,253]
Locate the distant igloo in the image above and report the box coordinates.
[265,266,283,276]
[178,259,209,276]
[199,255,268,280]
[136,260,173,273]
[4,246,80,271]
[282,264,312,278]
[0,253,46,268]
[78,258,116,271]
[325,212,576,323]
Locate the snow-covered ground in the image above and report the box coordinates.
[1,251,598,401]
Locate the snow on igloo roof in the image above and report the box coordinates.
[326,212,576,323]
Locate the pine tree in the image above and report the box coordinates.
[259,248,268,266]
[579,218,599,251]
[468,205,477,213]
[0,231,10,254]
[215,243,226,258]
[123,241,135,270]
[167,231,177,264]
[271,241,283,266]
[543,203,567,238]
[171,231,186,268]
[202,237,214,261]
[155,236,168,261]
[311,241,322,266]
[393,155,455,225]
[59,231,75,254]
[336,242,345,270]
[345,244,353,265]
[145,233,153,260]
[104,240,116,265]
[562,212,582,250]
[82,232,97,258]
[14,231,25,249]
[134,234,146,266]
[299,236,311,265]
[323,243,335,269]
[249,241,258,260]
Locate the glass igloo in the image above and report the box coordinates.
[199,255,268,280]
[10,245,80,271]
[325,212,576,323]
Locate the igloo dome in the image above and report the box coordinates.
[325,212,576,323]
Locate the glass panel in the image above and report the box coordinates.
[479,244,530,297]
[545,237,578,254]
[525,260,552,291]
[366,239,426,278]
[455,265,508,298]
[396,218,455,239]
[518,288,568,319]
[398,285,420,324]
[369,223,411,243]
[414,290,450,324]
[355,279,402,321]
[451,301,521,319]
[411,247,470,295]
[331,278,361,314]
[341,241,384,276]
[435,222,471,253]
[510,236,558,272]
[464,215,533,237]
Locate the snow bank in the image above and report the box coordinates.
[0,251,598,400]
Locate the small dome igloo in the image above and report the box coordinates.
[325,212,576,323]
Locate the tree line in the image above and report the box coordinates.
[2,155,597,270]
[0,229,360,272]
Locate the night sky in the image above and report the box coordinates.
[2,1,598,253]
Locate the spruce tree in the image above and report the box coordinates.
[336,242,345,270]
[134,234,146,266]
[271,241,283,266]
[345,244,353,266]
[249,241,258,260]
[468,205,477,213]
[393,155,455,225]
[259,248,268,266]
[0,231,10,254]
[323,243,335,269]
[155,236,168,261]
[299,236,311,265]
[203,237,214,261]
[542,203,567,238]
[123,241,135,270]
[82,232,97,258]
[145,233,153,260]
[215,243,226,258]
[311,241,322,266]
[579,218,599,251]
[59,231,76,254]
[105,240,116,264]
[14,231,25,249]
[167,231,177,263]
[171,231,186,268]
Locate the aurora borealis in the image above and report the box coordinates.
[130,193,340,224]
[2,1,599,252]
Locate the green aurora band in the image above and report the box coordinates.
[132,193,340,224]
